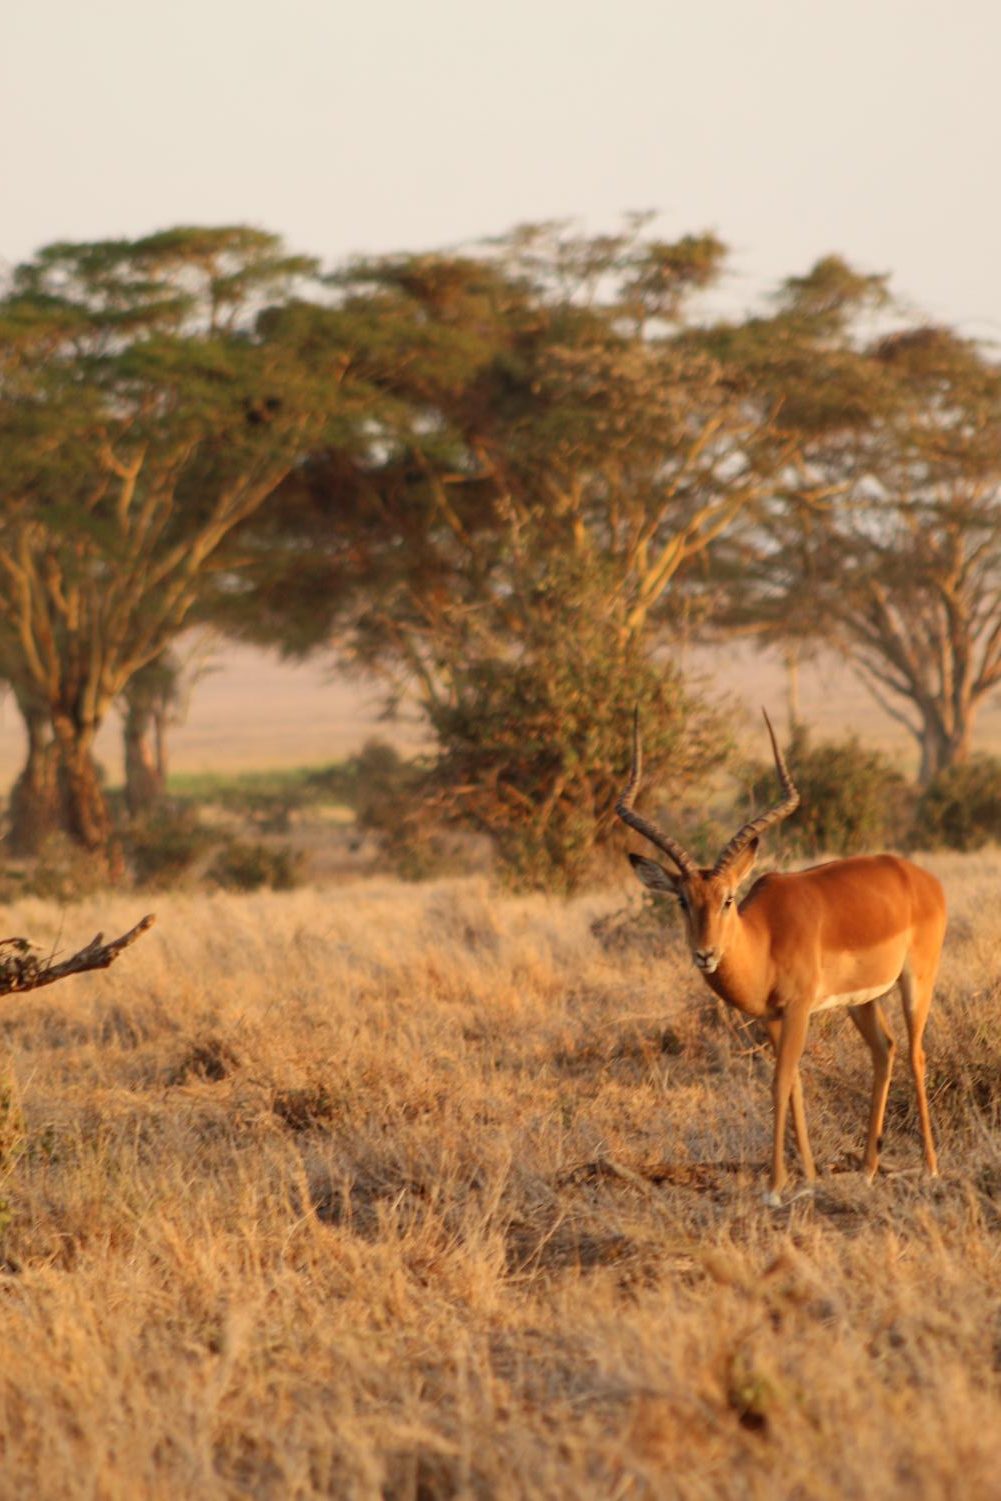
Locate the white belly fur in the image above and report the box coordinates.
[813,982,895,1014]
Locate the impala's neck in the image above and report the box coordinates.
[703,897,774,1018]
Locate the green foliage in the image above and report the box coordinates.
[743,724,909,858]
[127,808,215,889]
[915,757,1001,851]
[775,254,890,329]
[168,764,327,811]
[207,840,303,893]
[425,555,730,893]
[222,223,778,863]
[302,744,475,883]
[167,741,423,834]
[620,232,728,321]
[304,740,425,832]
[309,740,476,882]
[0,226,350,858]
[706,265,1001,785]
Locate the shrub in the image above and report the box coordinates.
[915,756,1001,851]
[422,555,731,893]
[305,740,464,880]
[207,840,302,892]
[428,649,728,893]
[15,834,114,902]
[345,740,426,836]
[741,723,909,858]
[127,807,215,889]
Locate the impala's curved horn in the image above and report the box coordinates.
[713,709,799,875]
[615,708,698,878]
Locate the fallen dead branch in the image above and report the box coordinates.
[0,915,156,996]
[558,1156,751,1193]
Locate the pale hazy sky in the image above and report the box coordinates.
[5,0,1001,333]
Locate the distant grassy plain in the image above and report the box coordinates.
[4,640,1001,788]
[0,854,1000,1496]
[0,645,425,787]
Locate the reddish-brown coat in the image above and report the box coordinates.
[619,714,947,1203]
[717,854,947,1018]
[627,847,946,1201]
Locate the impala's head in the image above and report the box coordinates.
[615,709,799,975]
[627,844,760,973]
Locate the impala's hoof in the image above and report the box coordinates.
[761,1189,783,1209]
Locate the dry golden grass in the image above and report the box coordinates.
[0,855,1000,1497]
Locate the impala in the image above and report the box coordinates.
[616,711,947,1205]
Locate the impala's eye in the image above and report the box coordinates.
[723,895,734,910]
[677,894,688,911]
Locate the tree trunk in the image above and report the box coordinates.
[8,700,61,855]
[51,716,113,856]
[154,704,169,784]
[917,713,973,785]
[124,699,165,818]
[783,644,801,736]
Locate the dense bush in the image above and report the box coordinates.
[302,740,464,880]
[207,840,302,892]
[915,756,1001,851]
[9,834,114,903]
[127,808,215,889]
[742,724,910,858]
[426,657,723,888]
[338,740,426,836]
[425,558,731,893]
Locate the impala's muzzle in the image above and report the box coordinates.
[694,948,720,974]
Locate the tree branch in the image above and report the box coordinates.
[0,915,155,996]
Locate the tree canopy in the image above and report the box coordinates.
[0,226,363,853]
[218,222,790,884]
[7,218,1001,880]
[702,258,1001,782]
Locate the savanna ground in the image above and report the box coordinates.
[0,851,999,1498]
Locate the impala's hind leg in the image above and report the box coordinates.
[900,961,939,1176]
[849,999,895,1180]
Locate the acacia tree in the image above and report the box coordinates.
[0,227,362,857]
[223,223,790,885]
[705,257,1001,782]
[835,326,1001,779]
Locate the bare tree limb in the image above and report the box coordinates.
[0,914,155,996]
[852,659,922,740]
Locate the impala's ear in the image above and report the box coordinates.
[628,853,681,892]
[727,838,760,886]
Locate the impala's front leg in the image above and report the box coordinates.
[764,1016,815,1186]
[765,1005,813,1206]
